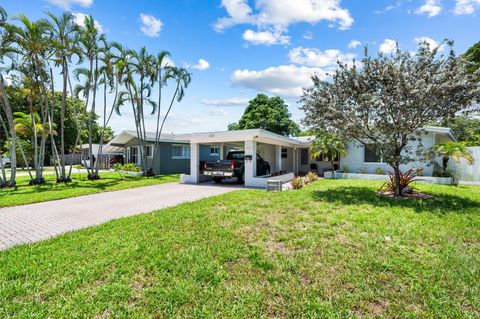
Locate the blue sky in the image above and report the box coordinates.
[2,0,479,134]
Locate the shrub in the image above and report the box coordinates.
[305,171,319,183]
[375,167,385,175]
[121,163,141,172]
[341,166,349,173]
[433,170,453,178]
[358,167,367,174]
[379,169,417,194]
[291,177,305,190]
[416,167,424,176]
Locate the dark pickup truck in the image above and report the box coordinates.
[203,150,270,184]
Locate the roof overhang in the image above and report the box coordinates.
[187,129,301,148]
[422,126,457,142]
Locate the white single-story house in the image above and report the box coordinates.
[107,126,457,187]
[338,126,457,176]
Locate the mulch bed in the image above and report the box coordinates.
[377,191,433,199]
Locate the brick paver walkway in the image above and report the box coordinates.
[0,182,242,250]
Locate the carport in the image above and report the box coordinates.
[180,129,301,188]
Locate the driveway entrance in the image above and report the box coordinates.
[0,183,241,250]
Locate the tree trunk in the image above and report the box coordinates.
[442,156,449,173]
[60,59,68,181]
[0,74,17,186]
[392,163,402,197]
[152,70,163,172]
[88,55,99,180]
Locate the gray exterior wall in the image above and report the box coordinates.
[124,139,222,175]
[124,138,190,174]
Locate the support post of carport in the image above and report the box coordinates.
[190,143,200,183]
[275,145,282,172]
[244,140,257,186]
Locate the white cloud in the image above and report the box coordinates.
[454,0,480,14]
[214,0,354,40]
[204,108,229,116]
[415,36,444,51]
[416,0,442,17]
[379,39,398,54]
[242,29,290,45]
[200,97,249,106]
[303,31,313,40]
[288,47,355,68]
[348,40,361,49]
[72,12,103,33]
[140,13,163,37]
[231,65,327,97]
[189,59,210,71]
[47,0,92,10]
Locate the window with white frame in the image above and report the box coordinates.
[172,144,190,159]
[128,146,140,165]
[281,148,288,158]
[146,145,154,158]
[210,146,220,156]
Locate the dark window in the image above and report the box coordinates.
[300,149,309,165]
[146,145,153,158]
[315,153,323,161]
[281,148,288,158]
[364,145,381,162]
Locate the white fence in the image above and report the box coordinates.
[449,147,480,185]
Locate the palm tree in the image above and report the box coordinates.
[77,14,105,180]
[309,133,347,171]
[159,66,191,137]
[115,46,157,175]
[46,12,78,182]
[149,50,170,174]
[4,15,51,184]
[94,42,119,176]
[0,6,18,187]
[430,142,474,173]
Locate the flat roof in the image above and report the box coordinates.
[109,126,456,147]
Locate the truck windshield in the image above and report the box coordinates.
[226,152,244,160]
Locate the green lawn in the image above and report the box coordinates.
[1,179,479,318]
[0,172,179,207]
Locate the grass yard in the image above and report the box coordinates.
[0,172,179,207]
[1,179,479,318]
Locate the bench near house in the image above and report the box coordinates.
[107,126,461,188]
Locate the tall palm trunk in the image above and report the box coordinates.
[0,113,11,185]
[151,70,163,173]
[59,58,68,181]
[49,68,60,181]
[87,55,100,180]
[0,73,17,187]
[95,78,117,175]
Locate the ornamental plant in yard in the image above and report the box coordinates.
[301,40,480,196]
[427,141,473,174]
[309,132,346,171]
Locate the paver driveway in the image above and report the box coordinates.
[0,182,242,250]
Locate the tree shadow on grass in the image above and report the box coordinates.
[310,186,480,214]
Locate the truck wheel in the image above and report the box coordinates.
[213,177,223,184]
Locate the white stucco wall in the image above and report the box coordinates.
[339,132,436,176]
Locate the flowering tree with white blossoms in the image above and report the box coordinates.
[301,41,480,196]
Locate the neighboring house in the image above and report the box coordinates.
[109,126,456,186]
[81,143,125,169]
